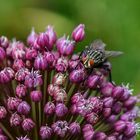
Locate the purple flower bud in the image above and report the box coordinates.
[69,122,81,135]
[103,97,114,108]
[86,75,100,89]
[114,120,126,133]
[56,36,75,56]
[112,86,124,99]
[107,115,117,123]
[77,100,94,117]
[82,124,94,140]
[120,84,132,101]
[0,106,7,119]
[103,108,112,118]
[71,92,84,104]
[0,36,9,49]
[112,102,122,114]
[120,108,138,121]
[55,57,68,73]
[47,84,60,96]
[106,136,117,140]
[51,121,69,137]
[55,103,68,117]
[86,112,99,124]
[0,47,6,61]
[124,122,136,138]
[70,104,77,114]
[101,82,114,97]
[52,73,66,86]
[93,132,107,140]
[34,54,47,70]
[15,68,29,82]
[24,70,43,88]
[16,84,27,98]
[44,102,55,115]
[44,52,56,69]
[72,24,85,42]
[17,101,31,115]
[123,96,137,110]
[25,48,37,60]
[0,71,10,83]
[0,134,8,140]
[7,97,22,111]
[45,25,57,50]
[22,118,35,131]
[27,28,38,46]
[10,113,22,126]
[70,69,85,83]
[90,97,103,113]
[37,32,49,49]
[0,67,15,83]
[40,125,53,139]
[17,135,30,140]
[30,90,42,102]
[13,59,25,71]
[53,88,67,102]
[68,57,84,71]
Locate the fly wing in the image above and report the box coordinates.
[90,39,106,52]
[105,51,123,59]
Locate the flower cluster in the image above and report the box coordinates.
[0,24,139,140]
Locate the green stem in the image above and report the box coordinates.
[0,123,14,140]
[31,101,38,140]
[38,102,41,127]
[42,71,47,123]
[67,84,76,105]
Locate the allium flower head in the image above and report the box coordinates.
[0,24,138,140]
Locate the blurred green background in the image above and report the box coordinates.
[0,0,140,92]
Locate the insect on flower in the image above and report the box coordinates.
[79,39,123,81]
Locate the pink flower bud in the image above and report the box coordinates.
[86,75,100,89]
[7,97,22,111]
[10,113,22,126]
[37,32,49,49]
[45,25,57,50]
[69,122,81,135]
[53,88,67,102]
[0,47,6,61]
[0,106,7,119]
[40,125,53,139]
[51,121,69,137]
[55,57,68,73]
[16,84,27,98]
[52,73,66,86]
[101,82,114,97]
[55,103,68,117]
[70,69,85,83]
[30,90,42,102]
[17,101,31,115]
[13,59,25,71]
[0,36,9,49]
[47,84,60,96]
[34,54,47,70]
[82,124,94,140]
[44,102,55,115]
[72,24,85,42]
[27,28,38,46]
[22,118,35,131]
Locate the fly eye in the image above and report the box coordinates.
[89,59,94,66]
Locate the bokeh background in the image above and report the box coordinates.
[0,0,140,126]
